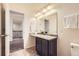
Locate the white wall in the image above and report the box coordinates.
[30,19,37,33]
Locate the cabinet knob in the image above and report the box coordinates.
[71,46,74,48]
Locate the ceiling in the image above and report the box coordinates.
[24,3,49,17]
[20,3,62,18]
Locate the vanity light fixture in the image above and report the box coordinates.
[35,12,41,17]
[42,5,53,13]
[46,5,53,10]
[34,5,55,19]
[37,15,44,20]
[42,9,47,13]
[35,5,53,17]
[44,9,57,17]
[32,18,36,21]
[37,9,57,19]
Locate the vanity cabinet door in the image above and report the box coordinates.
[36,37,42,55]
[36,37,57,56]
[48,39,57,56]
[41,39,49,56]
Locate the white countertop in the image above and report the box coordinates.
[30,33,57,40]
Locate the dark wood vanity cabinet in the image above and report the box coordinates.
[36,37,57,56]
[36,37,42,55]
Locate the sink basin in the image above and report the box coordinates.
[37,33,58,37]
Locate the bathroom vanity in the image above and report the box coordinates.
[30,12,58,56]
[31,34,57,56]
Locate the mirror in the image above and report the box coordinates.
[36,13,58,35]
[30,13,58,35]
[47,13,58,35]
[44,19,49,34]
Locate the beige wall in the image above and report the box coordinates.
[57,4,79,56]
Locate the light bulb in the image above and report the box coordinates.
[47,5,52,10]
[35,12,41,17]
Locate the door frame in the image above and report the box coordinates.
[4,4,25,56]
[9,10,24,53]
[0,4,6,56]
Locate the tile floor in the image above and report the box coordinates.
[10,38,24,52]
[10,47,38,56]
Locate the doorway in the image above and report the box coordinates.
[10,11,24,53]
